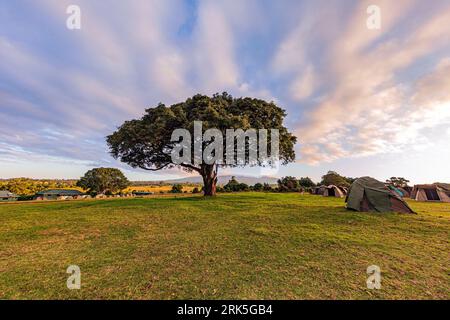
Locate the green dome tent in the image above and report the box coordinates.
[346,177,415,213]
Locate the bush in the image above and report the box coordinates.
[192,187,200,194]
[223,177,249,192]
[299,177,316,189]
[239,183,249,191]
[277,176,300,192]
[224,176,240,192]
[253,183,263,191]
[171,184,183,193]
[18,195,35,201]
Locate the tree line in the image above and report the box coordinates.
[1,169,413,197]
[0,178,79,196]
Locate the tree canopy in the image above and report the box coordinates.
[0,178,79,196]
[253,183,264,191]
[223,176,249,192]
[107,93,296,196]
[298,177,316,188]
[386,177,410,188]
[76,168,130,195]
[278,176,300,192]
[320,171,353,187]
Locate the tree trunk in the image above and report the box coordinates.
[201,164,218,196]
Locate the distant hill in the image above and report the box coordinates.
[132,175,279,186]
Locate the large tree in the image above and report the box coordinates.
[320,171,352,188]
[386,177,410,188]
[107,93,296,196]
[77,168,130,195]
[277,176,300,192]
[298,177,316,188]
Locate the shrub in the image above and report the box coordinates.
[299,177,316,188]
[277,176,300,192]
[253,183,263,191]
[223,177,249,192]
[224,176,240,192]
[239,183,249,191]
[171,184,183,193]
[18,195,34,201]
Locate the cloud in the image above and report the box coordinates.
[0,0,275,177]
[412,58,450,106]
[191,1,240,92]
[1,0,450,180]
[289,65,316,101]
[284,1,450,164]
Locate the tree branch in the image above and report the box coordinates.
[138,163,170,171]
[180,163,202,173]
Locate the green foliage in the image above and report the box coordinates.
[239,183,249,191]
[386,177,410,188]
[263,183,273,192]
[253,183,263,191]
[222,177,250,192]
[224,176,238,192]
[192,187,200,194]
[277,176,300,192]
[17,195,35,201]
[320,171,352,188]
[106,93,297,195]
[299,177,316,188]
[0,178,78,196]
[171,184,183,193]
[224,176,240,192]
[76,168,130,195]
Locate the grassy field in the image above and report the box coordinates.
[0,193,448,300]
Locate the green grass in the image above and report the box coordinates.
[0,193,448,300]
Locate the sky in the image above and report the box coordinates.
[1,0,450,184]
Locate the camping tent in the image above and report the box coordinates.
[388,186,405,198]
[411,184,450,202]
[403,186,413,196]
[396,187,410,198]
[346,177,415,213]
[323,185,345,198]
[312,186,326,195]
[339,186,349,196]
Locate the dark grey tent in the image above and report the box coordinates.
[312,186,326,195]
[411,184,450,202]
[346,177,415,213]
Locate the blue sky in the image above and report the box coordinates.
[1,0,450,184]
